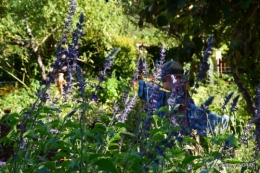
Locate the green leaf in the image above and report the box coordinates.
[108,143,119,148]
[119,131,135,137]
[151,131,165,141]
[66,109,77,117]
[200,170,208,173]
[225,159,243,163]
[41,106,55,114]
[225,134,238,148]
[241,166,247,173]
[59,104,72,109]
[150,128,164,137]
[182,155,201,166]
[131,152,141,159]
[54,151,70,160]
[23,158,35,165]
[64,120,79,128]
[157,15,168,27]
[94,159,119,173]
[171,149,184,155]
[115,122,130,129]
[152,161,159,173]
[89,153,106,161]
[154,106,170,114]
[91,123,106,133]
[23,130,36,138]
[44,161,56,170]
[37,167,48,173]
[183,136,198,144]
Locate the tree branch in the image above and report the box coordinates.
[38,26,60,47]
[230,52,256,116]
[0,65,28,89]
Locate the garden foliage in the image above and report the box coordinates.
[0,1,260,173]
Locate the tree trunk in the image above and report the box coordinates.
[230,52,256,116]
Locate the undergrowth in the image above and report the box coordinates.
[0,1,259,173]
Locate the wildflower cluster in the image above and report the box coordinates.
[142,46,165,119]
[139,45,166,155]
[39,0,85,102]
[8,1,88,171]
[143,45,166,115]
[2,1,260,171]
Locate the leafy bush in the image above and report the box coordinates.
[0,1,259,173]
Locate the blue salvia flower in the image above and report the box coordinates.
[91,48,121,102]
[222,92,234,110]
[148,45,166,110]
[63,13,85,95]
[238,85,260,150]
[118,57,142,122]
[168,71,192,128]
[118,94,137,123]
[143,45,165,115]
[203,96,215,107]
[41,0,84,100]
[75,65,86,99]
[13,1,82,168]
[230,95,240,112]
[196,35,214,85]
[99,48,121,81]
[167,75,179,126]
[140,45,166,153]
[188,95,216,136]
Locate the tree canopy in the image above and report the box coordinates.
[1,0,260,116]
[137,0,260,116]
